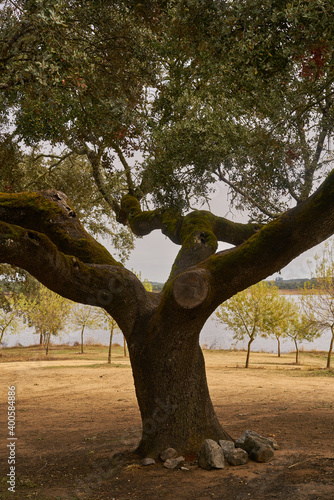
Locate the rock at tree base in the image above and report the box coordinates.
[198,439,225,470]
[226,448,248,466]
[235,430,276,463]
[163,456,185,469]
[160,448,178,462]
[219,440,235,458]
[235,430,277,450]
[248,443,274,463]
[142,458,155,466]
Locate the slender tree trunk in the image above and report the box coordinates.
[294,339,299,364]
[80,325,85,354]
[129,316,233,458]
[277,337,281,357]
[245,338,253,368]
[123,335,127,357]
[45,331,51,355]
[39,332,43,345]
[327,328,334,369]
[108,326,114,364]
[0,317,14,345]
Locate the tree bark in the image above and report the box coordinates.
[277,337,281,357]
[128,314,233,458]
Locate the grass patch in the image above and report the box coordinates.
[1,344,331,374]
[0,344,126,362]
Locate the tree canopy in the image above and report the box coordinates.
[1,0,334,221]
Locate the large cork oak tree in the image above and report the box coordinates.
[1,174,334,457]
[1,0,334,458]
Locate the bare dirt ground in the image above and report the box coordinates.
[0,347,333,499]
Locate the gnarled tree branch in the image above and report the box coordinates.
[200,168,334,313]
[0,224,152,337]
[121,195,261,278]
[0,189,120,267]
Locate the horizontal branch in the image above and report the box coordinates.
[0,189,120,266]
[0,221,150,335]
[121,195,262,279]
[121,195,260,246]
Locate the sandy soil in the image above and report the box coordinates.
[0,350,333,499]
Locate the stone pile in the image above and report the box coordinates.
[142,447,185,470]
[198,430,278,470]
[142,430,278,471]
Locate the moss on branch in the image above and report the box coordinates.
[0,220,153,334]
[0,191,120,266]
[199,169,334,312]
[121,195,182,244]
[121,195,259,252]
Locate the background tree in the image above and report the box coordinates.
[70,304,103,354]
[0,263,41,305]
[1,1,334,456]
[216,282,283,367]
[302,241,334,368]
[0,294,20,345]
[101,310,120,364]
[283,303,319,364]
[264,291,297,357]
[21,285,72,355]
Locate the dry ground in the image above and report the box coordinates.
[0,346,333,499]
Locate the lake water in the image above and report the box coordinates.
[2,313,332,354]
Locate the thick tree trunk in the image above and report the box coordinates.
[277,337,281,357]
[327,328,334,369]
[128,316,232,458]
